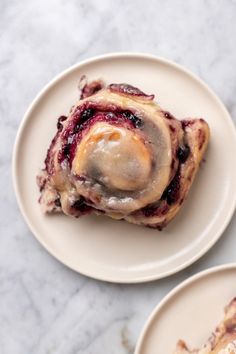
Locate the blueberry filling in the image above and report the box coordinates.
[177,145,190,163]
[71,198,92,213]
[54,198,61,207]
[142,205,157,217]
[122,111,143,128]
[161,171,180,205]
[57,115,67,131]
[163,111,174,119]
[73,108,95,133]
[226,323,236,334]
[80,80,104,99]
[62,144,71,158]
[181,120,194,129]
[80,108,95,125]
[141,203,168,217]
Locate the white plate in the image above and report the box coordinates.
[13,53,236,283]
[135,263,236,354]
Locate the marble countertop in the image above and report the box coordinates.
[1,0,236,353]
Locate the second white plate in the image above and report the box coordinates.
[13,53,236,283]
[135,263,236,353]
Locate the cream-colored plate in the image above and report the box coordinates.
[135,263,236,354]
[13,53,236,283]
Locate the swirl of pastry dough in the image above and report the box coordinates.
[37,79,209,229]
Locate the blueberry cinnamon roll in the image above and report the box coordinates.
[174,298,236,354]
[37,78,210,229]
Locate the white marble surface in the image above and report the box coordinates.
[1,0,236,353]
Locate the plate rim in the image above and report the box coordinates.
[12,52,236,283]
[135,262,236,353]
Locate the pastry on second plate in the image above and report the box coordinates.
[174,298,236,353]
[37,78,210,229]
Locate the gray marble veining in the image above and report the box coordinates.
[1,0,236,353]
